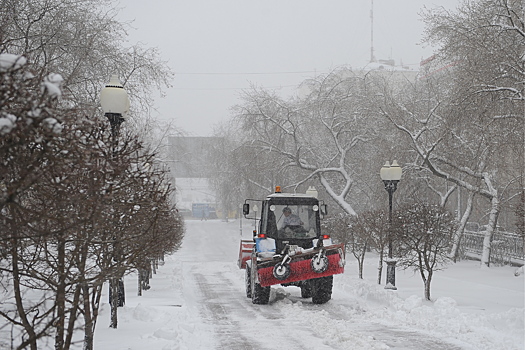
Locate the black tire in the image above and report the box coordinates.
[245,265,252,298]
[251,266,270,304]
[252,282,270,304]
[300,281,312,298]
[311,276,333,304]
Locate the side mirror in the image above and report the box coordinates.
[321,204,328,216]
[243,203,250,215]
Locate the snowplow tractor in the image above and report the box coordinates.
[238,187,345,304]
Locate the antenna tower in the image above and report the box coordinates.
[370,0,376,63]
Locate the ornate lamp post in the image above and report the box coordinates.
[380,160,402,290]
[100,74,129,328]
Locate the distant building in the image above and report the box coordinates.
[166,137,221,218]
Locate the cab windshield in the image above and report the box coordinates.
[264,203,319,239]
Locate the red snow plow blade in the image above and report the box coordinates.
[257,244,345,287]
[238,240,255,269]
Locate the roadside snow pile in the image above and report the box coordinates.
[271,276,523,350]
[342,277,524,350]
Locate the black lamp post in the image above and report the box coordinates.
[380,160,402,290]
[100,74,129,328]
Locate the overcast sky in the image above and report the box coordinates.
[118,0,459,136]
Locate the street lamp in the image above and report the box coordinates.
[100,74,129,140]
[380,160,402,290]
[100,74,130,328]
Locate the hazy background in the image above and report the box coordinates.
[118,0,459,136]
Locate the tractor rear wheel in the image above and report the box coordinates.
[251,266,270,304]
[311,276,333,304]
[245,265,252,298]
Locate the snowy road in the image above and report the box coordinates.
[178,220,466,350]
[94,219,524,350]
[181,221,336,350]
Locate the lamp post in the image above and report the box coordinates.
[380,160,402,290]
[100,74,129,328]
[100,74,129,141]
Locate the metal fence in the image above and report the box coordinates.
[462,230,524,266]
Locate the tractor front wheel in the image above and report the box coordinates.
[311,276,333,304]
[300,281,312,298]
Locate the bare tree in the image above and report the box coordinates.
[380,0,524,266]
[393,203,456,300]
[232,69,392,216]
[422,0,524,108]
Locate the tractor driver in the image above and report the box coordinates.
[281,207,303,229]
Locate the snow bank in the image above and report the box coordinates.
[336,266,524,350]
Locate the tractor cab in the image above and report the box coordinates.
[243,187,328,254]
[260,195,321,252]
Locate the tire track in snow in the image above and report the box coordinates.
[194,272,260,350]
[192,269,336,350]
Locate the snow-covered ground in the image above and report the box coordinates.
[93,219,524,350]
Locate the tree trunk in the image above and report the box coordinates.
[11,243,38,350]
[83,283,94,350]
[64,285,81,350]
[450,191,474,262]
[424,271,432,301]
[110,278,118,328]
[138,270,142,296]
[481,196,500,267]
[358,242,367,279]
[55,238,66,350]
[377,245,384,285]
[84,283,104,348]
[89,283,104,344]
